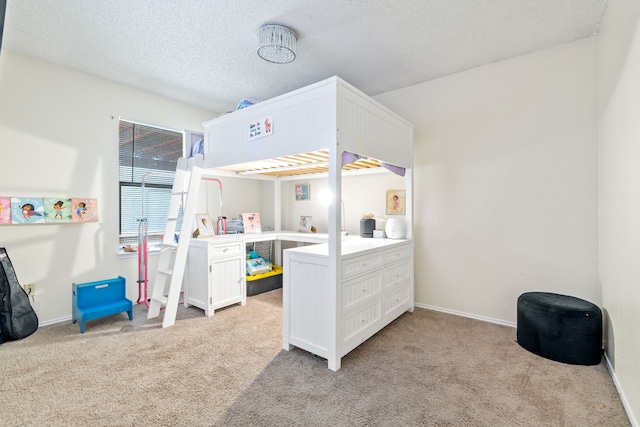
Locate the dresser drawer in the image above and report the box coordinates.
[384,281,411,317]
[342,271,383,312]
[342,300,382,342]
[383,243,411,264]
[383,259,411,289]
[342,251,383,280]
[209,241,244,256]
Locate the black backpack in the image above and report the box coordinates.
[0,247,39,343]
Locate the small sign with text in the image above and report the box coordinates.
[248,117,273,141]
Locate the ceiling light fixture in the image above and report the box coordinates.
[257,24,297,64]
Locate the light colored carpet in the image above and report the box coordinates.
[0,289,630,426]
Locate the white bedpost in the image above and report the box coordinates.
[405,168,414,239]
[327,86,341,371]
[273,178,283,265]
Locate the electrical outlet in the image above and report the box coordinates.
[24,283,35,295]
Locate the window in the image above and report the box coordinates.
[119,120,184,247]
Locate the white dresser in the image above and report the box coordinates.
[282,238,414,371]
[183,238,246,316]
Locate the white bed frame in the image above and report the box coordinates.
[202,76,414,235]
[201,76,414,369]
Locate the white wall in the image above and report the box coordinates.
[198,175,268,229]
[375,38,600,324]
[281,172,406,235]
[597,0,640,424]
[0,50,215,324]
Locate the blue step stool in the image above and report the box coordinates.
[72,276,133,333]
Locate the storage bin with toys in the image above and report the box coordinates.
[245,241,283,296]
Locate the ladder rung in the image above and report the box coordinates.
[158,268,173,276]
[152,296,168,305]
[167,217,178,221]
[162,242,178,249]
[172,191,188,195]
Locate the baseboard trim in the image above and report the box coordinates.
[38,315,72,328]
[605,353,638,427]
[414,303,517,328]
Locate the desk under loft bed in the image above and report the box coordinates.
[200,76,415,370]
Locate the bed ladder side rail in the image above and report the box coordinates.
[147,154,203,327]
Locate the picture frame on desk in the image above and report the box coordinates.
[243,212,262,234]
[298,215,312,233]
[195,213,215,237]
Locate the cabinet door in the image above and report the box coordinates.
[184,244,210,311]
[210,256,244,309]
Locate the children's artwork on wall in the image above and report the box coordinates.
[44,198,73,223]
[386,190,406,215]
[71,198,99,223]
[299,216,312,233]
[242,213,262,234]
[195,213,215,237]
[11,197,45,224]
[295,184,310,201]
[0,196,11,224]
[0,196,98,225]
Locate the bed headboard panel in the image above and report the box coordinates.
[202,76,413,172]
[202,79,336,169]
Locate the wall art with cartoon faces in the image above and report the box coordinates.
[70,198,98,223]
[10,197,45,224]
[0,196,11,224]
[1,196,98,225]
[44,198,72,222]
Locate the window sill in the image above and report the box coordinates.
[117,244,163,258]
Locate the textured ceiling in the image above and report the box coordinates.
[3,0,607,113]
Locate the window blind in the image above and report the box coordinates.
[119,120,184,244]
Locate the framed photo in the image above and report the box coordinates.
[243,212,262,234]
[195,213,215,237]
[298,216,312,233]
[386,190,406,215]
[295,184,310,201]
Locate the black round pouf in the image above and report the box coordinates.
[516,292,602,365]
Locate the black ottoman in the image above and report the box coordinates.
[517,292,602,365]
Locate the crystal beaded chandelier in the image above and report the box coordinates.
[257,24,297,64]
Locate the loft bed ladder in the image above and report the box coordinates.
[147,154,203,328]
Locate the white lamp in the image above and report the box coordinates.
[257,25,297,64]
[385,218,405,239]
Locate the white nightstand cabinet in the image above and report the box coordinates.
[184,238,246,316]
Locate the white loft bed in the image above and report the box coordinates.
[202,76,414,232]
[201,76,414,370]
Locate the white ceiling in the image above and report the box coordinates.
[3,0,607,113]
